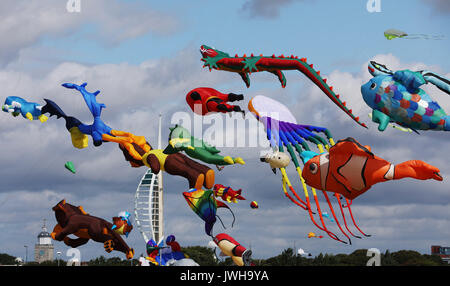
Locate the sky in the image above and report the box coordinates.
[0,0,449,263]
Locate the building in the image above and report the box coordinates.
[135,169,163,243]
[34,219,54,263]
[134,114,164,244]
[431,245,450,264]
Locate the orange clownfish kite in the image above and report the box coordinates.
[301,137,443,200]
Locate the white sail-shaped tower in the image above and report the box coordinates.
[134,114,164,244]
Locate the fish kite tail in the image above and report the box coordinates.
[393,160,443,181]
[444,115,450,131]
[420,70,450,95]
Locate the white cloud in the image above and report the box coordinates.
[241,0,308,19]
[0,45,449,261]
[0,46,229,188]
[421,0,450,14]
[0,0,179,66]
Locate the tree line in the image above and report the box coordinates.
[0,247,448,266]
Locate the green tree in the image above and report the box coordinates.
[181,246,219,266]
[12,247,450,267]
[30,259,65,266]
[216,257,235,266]
[87,255,139,266]
[279,248,296,265]
[259,248,298,266]
[346,249,371,266]
[0,253,17,265]
[314,253,325,265]
[392,250,425,266]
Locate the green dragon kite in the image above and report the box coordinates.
[163,125,245,167]
[199,45,367,128]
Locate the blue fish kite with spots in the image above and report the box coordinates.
[361,61,450,133]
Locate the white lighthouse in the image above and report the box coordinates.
[34,219,54,263]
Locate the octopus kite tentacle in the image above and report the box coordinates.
[335,194,362,239]
[250,96,370,243]
[281,172,308,210]
[321,191,352,244]
[261,115,350,243]
[344,197,371,237]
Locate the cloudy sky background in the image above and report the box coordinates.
[0,0,449,262]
